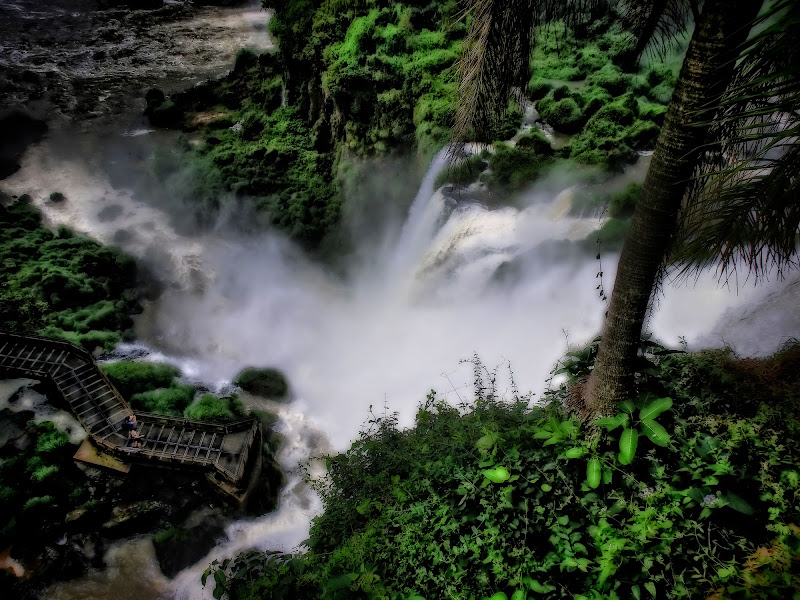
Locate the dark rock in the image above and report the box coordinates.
[49,192,66,203]
[0,409,35,451]
[153,513,227,578]
[0,111,47,181]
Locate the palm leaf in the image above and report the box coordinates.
[674,0,800,282]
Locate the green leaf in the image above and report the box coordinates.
[595,414,628,430]
[641,419,671,447]
[541,483,552,492]
[619,400,635,414]
[724,491,754,515]
[587,457,602,489]
[511,591,527,600]
[527,578,556,593]
[632,585,641,600]
[565,446,585,459]
[484,466,511,483]
[618,428,638,464]
[542,434,564,446]
[639,397,673,421]
[644,581,656,597]
[476,433,497,454]
[602,465,613,485]
[488,593,508,600]
[356,498,372,514]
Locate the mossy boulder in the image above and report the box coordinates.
[234,367,290,399]
[536,91,584,134]
[515,128,553,156]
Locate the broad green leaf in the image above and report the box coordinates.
[618,428,638,464]
[644,581,656,597]
[476,433,497,453]
[631,584,641,600]
[595,414,628,430]
[511,591,527,600]
[639,397,673,421]
[526,579,556,593]
[533,430,552,439]
[484,466,511,483]
[641,419,671,447]
[565,446,585,459]
[542,434,564,446]
[619,399,635,414]
[586,457,602,489]
[724,491,754,515]
[541,483,552,492]
[488,593,508,600]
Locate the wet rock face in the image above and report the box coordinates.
[0,111,47,179]
[0,0,273,124]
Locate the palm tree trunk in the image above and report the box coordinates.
[582,0,763,418]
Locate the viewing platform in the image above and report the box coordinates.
[0,330,261,503]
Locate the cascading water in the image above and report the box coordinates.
[8,130,798,599]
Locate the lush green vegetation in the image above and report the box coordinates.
[0,421,88,549]
[142,3,677,247]
[235,367,290,399]
[145,0,465,247]
[101,361,246,421]
[205,344,800,600]
[0,197,139,350]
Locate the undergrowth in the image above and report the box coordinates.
[204,342,800,600]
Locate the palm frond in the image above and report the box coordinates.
[615,0,693,64]
[451,0,612,147]
[452,0,539,146]
[674,0,800,282]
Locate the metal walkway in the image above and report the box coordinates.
[0,331,260,486]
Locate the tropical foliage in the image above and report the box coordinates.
[0,197,139,349]
[205,345,800,599]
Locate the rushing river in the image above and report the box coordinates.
[2,3,800,600]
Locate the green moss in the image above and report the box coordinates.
[130,383,196,416]
[33,423,70,454]
[154,526,189,545]
[608,182,642,218]
[515,128,553,156]
[526,76,553,100]
[483,142,548,192]
[539,95,584,133]
[433,153,487,189]
[583,217,631,250]
[101,361,181,400]
[234,367,289,398]
[0,201,138,348]
[586,62,631,95]
[184,394,241,421]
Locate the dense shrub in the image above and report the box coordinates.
[130,382,196,416]
[184,394,244,421]
[100,361,181,400]
[0,200,138,349]
[234,367,290,399]
[207,346,800,600]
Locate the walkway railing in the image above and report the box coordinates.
[0,330,259,485]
